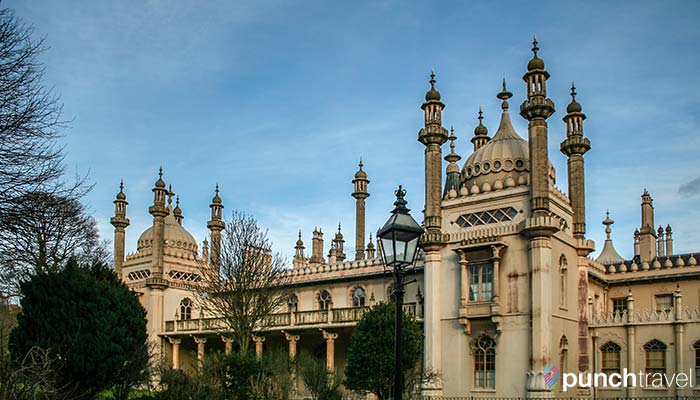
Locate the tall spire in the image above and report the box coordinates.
[333,222,346,261]
[418,70,449,237]
[520,36,555,218]
[207,184,225,267]
[638,189,656,262]
[561,82,591,238]
[352,159,370,260]
[111,180,130,280]
[173,195,183,225]
[444,127,461,198]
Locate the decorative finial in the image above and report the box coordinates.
[167,184,174,205]
[391,185,410,214]
[119,179,124,191]
[429,69,436,88]
[215,183,220,195]
[497,79,513,110]
[532,34,539,56]
[338,222,342,233]
[159,166,163,178]
[603,210,615,239]
[359,158,363,170]
[176,195,180,207]
[571,81,577,99]
[298,229,302,240]
[478,106,484,122]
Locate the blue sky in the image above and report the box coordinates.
[7,1,700,260]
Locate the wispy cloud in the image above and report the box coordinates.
[679,177,700,197]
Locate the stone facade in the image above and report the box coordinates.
[110,38,700,398]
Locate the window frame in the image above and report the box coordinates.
[179,298,192,321]
[611,298,626,315]
[318,290,332,310]
[352,287,366,307]
[643,339,667,375]
[600,341,621,375]
[654,294,673,313]
[472,334,496,389]
[468,262,494,303]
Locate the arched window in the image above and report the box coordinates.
[473,334,496,389]
[560,336,569,374]
[694,341,700,384]
[318,290,332,310]
[600,342,621,375]
[352,287,366,307]
[179,298,192,321]
[288,293,298,312]
[559,255,568,308]
[644,339,666,375]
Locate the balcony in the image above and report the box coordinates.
[163,302,422,334]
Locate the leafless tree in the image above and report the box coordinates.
[195,211,290,353]
[0,191,108,297]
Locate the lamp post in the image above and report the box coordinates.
[377,185,424,400]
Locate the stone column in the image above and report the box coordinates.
[168,337,182,369]
[284,332,300,360]
[253,335,265,359]
[525,235,554,397]
[491,245,503,305]
[422,250,443,395]
[322,330,338,372]
[626,291,636,398]
[194,336,207,368]
[457,250,468,307]
[674,286,683,398]
[221,336,234,355]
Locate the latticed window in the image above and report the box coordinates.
[560,336,569,374]
[600,342,621,375]
[468,263,493,302]
[179,298,192,320]
[352,287,366,307]
[644,339,666,375]
[456,207,518,228]
[612,298,626,315]
[473,334,496,388]
[655,294,673,312]
[694,341,700,384]
[318,290,332,310]
[288,294,298,312]
[559,256,568,308]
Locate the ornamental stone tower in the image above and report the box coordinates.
[518,37,559,397]
[110,180,129,280]
[207,184,225,267]
[418,71,448,395]
[146,168,169,350]
[351,160,369,260]
[638,189,656,261]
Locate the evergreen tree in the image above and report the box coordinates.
[9,258,148,400]
[345,302,422,399]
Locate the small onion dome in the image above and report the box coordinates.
[474,108,488,136]
[527,36,545,71]
[425,70,441,101]
[354,159,367,179]
[566,83,582,113]
[212,184,222,204]
[116,180,126,200]
[173,196,183,217]
[155,166,166,188]
[296,230,304,247]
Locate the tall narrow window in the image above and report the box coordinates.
[318,290,332,310]
[694,341,700,384]
[559,336,569,374]
[468,262,494,302]
[352,287,366,307]
[644,339,666,375]
[559,256,568,308]
[473,334,496,388]
[611,298,626,315]
[600,342,621,375]
[179,298,192,320]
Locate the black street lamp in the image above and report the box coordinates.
[377,185,424,400]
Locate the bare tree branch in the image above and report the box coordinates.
[194,211,290,353]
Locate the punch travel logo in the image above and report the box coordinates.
[544,364,560,391]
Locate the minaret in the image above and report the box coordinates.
[173,196,183,225]
[110,180,130,280]
[148,167,168,278]
[294,230,306,268]
[443,127,461,198]
[471,107,490,151]
[417,70,448,396]
[665,225,673,256]
[309,228,325,264]
[366,233,376,259]
[560,83,591,239]
[633,229,640,257]
[638,190,656,262]
[520,35,555,218]
[418,70,449,236]
[333,223,346,261]
[657,226,665,257]
[518,37,558,396]
[207,184,225,267]
[351,160,370,260]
